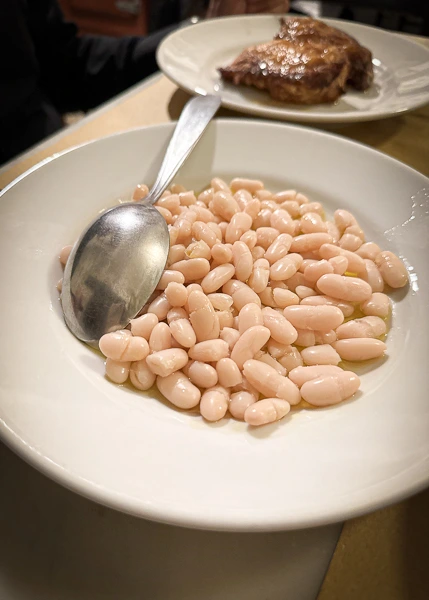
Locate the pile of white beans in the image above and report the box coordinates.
[59,177,408,426]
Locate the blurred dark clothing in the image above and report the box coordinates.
[0,0,177,165]
[149,0,208,30]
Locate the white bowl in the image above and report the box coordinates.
[0,119,428,531]
[157,15,429,123]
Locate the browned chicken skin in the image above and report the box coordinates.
[219,17,374,104]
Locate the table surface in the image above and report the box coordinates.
[1,31,429,600]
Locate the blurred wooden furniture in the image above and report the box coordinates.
[58,0,149,36]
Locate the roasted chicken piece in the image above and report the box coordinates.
[219,17,374,104]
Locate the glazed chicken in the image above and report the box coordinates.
[219,17,374,104]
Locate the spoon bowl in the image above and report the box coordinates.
[62,203,168,345]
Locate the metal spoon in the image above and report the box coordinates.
[61,95,221,346]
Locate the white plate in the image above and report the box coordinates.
[0,120,428,531]
[157,15,429,123]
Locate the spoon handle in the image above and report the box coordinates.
[143,94,221,206]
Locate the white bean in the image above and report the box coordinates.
[156,371,201,409]
[130,313,159,340]
[220,327,241,352]
[188,339,229,362]
[105,358,130,384]
[270,209,295,235]
[277,346,303,371]
[201,263,235,294]
[272,288,300,308]
[186,361,218,388]
[238,303,264,333]
[217,310,234,330]
[262,307,298,345]
[256,353,286,376]
[283,305,344,331]
[360,293,391,318]
[300,345,341,366]
[231,325,271,369]
[301,372,360,406]
[185,239,212,260]
[146,348,189,377]
[169,318,196,348]
[362,259,384,293]
[166,307,187,324]
[300,212,327,234]
[211,243,232,264]
[295,285,318,299]
[179,190,197,206]
[225,212,253,243]
[273,189,297,203]
[231,284,262,311]
[211,177,229,192]
[332,339,387,361]
[300,295,355,318]
[334,209,359,233]
[294,329,316,347]
[304,260,333,283]
[165,282,188,307]
[192,221,218,248]
[248,258,270,293]
[244,398,290,426]
[300,202,323,216]
[130,359,156,390]
[375,251,408,288]
[243,360,301,405]
[168,244,186,264]
[314,330,337,345]
[230,178,263,194]
[356,242,382,261]
[270,253,303,281]
[317,274,372,303]
[232,241,254,282]
[336,316,387,340]
[288,365,344,387]
[149,323,172,352]
[216,358,243,387]
[156,270,185,290]
[133,183,149,201]
[188,290,220,342]
[256,226,280,249]
[229,392,257,420]
[170,258,211,283]
[99,330,149,362]
[207,293,233,311]
[290,233,332,253]
[264,234,293,264]
[147,293,171,321]
[59,245,72,266]
[329,255,349,275]
[319,243,366,276]
[210,191,239,221]
[200,386,230,421]
[240,229,258,250]
[338,233,362,252]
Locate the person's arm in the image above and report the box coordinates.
[29,0,178,113]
